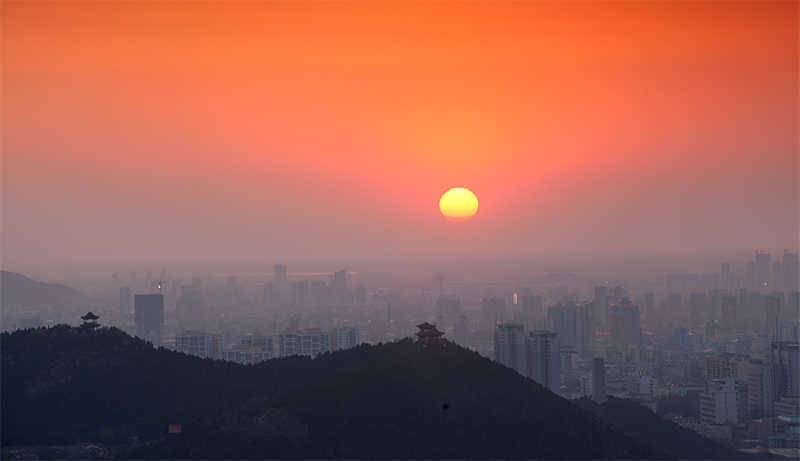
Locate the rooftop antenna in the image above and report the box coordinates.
[158,280,164,294]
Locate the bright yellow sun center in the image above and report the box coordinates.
[439,187,479,222]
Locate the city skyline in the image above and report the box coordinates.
[2,1,798,268]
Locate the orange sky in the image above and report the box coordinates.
[1,1,798,266]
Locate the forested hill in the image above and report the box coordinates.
[2,326,370,446]
[3,326,670,459]
[574,397,767,460]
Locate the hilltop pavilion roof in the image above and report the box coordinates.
[81,311,100,320]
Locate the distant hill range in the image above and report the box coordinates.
[0,270,87,309]
[1,327,763,460]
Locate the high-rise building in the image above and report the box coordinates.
[263,282,275,305]
[608,302,641,346]
[594,286,610,327]
[721,296,737,329]
[666,293,682,316]
[436,297,461,328]
[592,357,606,403]
[790,291,800,319]
[176,284,203,325]
[522,295,543,330]
[134,294,164,346]
[130,270,137,282]
[292,281,309,307]
[353,285,367,304]
[275,264,287,285]
[778,319,799,342]
[689,292,706,317]
[736,289,763,319]
[332,269,347,300]
[547,302,591,352]
[773,261,783,291]
[642,292,654,318]
[453,315,469,347]
[746,261,758,291]
[756,252,772,291]
[700,378,739,425]
[611,285,628,303]
[526,331,560,393]
[721,262,731,291]
[748,359,775,416]
[765,295,782,337]
[482,297,505,331]
[494,323,526,375]
[119,286,131,316]
[784,251,800,292]
[770,342,800,400]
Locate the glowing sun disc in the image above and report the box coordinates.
[439,187,479,222]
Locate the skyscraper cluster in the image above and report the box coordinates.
[494,323,560,393]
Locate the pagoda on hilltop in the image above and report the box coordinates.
[80,311,100,330]
[415,322,446,348]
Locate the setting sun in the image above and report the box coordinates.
[439,188,479,222]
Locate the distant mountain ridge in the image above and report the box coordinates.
[0,270,87,309]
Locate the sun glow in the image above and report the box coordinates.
[439,187,479,222]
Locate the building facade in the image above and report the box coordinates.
[134,294,164,346]
[494,323,526,375]
[526,331,560,393]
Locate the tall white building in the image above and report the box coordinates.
[494,323,526,375]
[748,359,775,416]
[700,378,739,425]
[526,331,560,393]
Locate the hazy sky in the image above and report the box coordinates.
[2,1,798,267]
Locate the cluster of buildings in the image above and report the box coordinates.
[493,324,561,392]
[125,285,361,365]
[174,326,360,364]
[17,252,796,452]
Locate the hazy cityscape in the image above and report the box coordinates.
[2,1,798,459]
[2,249,798,456]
